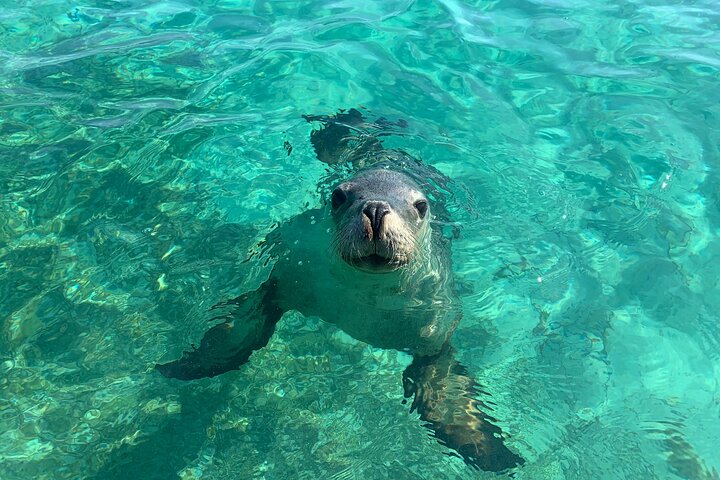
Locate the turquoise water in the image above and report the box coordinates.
[1,0,719,478]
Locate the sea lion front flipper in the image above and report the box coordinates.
[402,347,524,472]
[156,279,283,381]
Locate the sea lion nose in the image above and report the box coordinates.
[363,201,391,239]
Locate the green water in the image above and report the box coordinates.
[1,1,719,478]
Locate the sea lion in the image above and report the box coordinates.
[156,109,524,472]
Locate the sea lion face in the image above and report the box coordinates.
[330,169,431,273]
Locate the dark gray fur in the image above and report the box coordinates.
[156,110,523,472]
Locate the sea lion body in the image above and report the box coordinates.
[270,206,458,355]
[156,110,523,472]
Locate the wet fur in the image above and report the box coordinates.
[330,169,430,273]
[333,209,428,269]
[156,110,524,472]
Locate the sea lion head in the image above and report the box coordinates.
[329,168,431,273]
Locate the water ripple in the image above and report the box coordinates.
[1,0,719,479]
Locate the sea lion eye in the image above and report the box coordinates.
[331,188,347,209]
[414,200,428,219]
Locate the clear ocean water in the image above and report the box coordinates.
[1,1,719,479]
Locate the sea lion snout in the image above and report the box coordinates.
[331,168,430,272]
[362,200,391,240]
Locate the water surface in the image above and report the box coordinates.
[1,1,719,479]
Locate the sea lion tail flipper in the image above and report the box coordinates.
[402,348,524,472]
[155,279,283,381]
[302,108,383,165]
